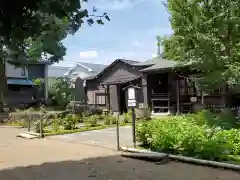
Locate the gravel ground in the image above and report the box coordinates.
[0,128,240,180]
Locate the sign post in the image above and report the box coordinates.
[131,107,136,148]
[116,112,120,151]
[124,85,139,148]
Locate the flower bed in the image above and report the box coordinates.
[136,110,240,163]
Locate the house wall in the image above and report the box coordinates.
[5,85,35,107]
[27,64,46,98]
[86,61,142,112]
[99,61,141,84]
[5,62,27,78]
[5,63,47,107]
[27,64,45,80]
[68,65,93,80]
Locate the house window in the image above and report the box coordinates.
[95,93,106,105]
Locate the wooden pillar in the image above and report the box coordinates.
[176,78,180,115]
[167,73,171,113]
[142,73,148,108]
[221,84,228,109]
[107,85,110,112]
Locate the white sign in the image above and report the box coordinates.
[190,97,197,102]
[128,87,135,100]
[128,99,136,107]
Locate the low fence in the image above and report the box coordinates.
[8,110,61,137]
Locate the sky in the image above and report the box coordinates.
[56,0,172,67]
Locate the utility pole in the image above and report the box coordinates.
[156,35,161,57]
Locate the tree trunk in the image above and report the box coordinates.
[0,58,7,112]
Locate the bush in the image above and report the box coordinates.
[84,115,98,127]
[136,111,240,161]
[103,115,117,125]
[110,116,117,124]
[51,117,61,132]
[103,116,111,125]
[62,114,78,130]
[189,109,240,129]
[123,109,132,123]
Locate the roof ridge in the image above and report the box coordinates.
[77,61,107,66]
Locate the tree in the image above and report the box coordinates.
[0,0,110,111]
[48,77,75,108]
[162,0,240,91]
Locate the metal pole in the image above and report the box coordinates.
[27,112,31,132]
[116,113,120,151]
[27,115,31,132]
[39,112,44,138]
[132,107,136,148]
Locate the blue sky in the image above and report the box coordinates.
[57,0,171,67]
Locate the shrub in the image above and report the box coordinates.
[136,113,240,161]
[190,110,240,129]
[103,115,117,125]
[103,116,111,125]
[84,115,98,127]
[123,109,132,123]
[51,117,61,132]
[62,114,78,130]
[110,116,117,124]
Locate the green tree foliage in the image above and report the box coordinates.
[162,0,240,91]
[48,77,75,108]
[0,0,110,110]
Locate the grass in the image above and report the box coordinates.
[1,121,25,127]
[44,123,131,137]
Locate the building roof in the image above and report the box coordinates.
[7,78,34,86]
[84,59,140,80]
[140,57,178,72]
[65,62,107,77]
[48,66,71,78]
[133,57,160,66]
[78,62,107,72]
[48,62,107,78]
[120,59,140,65]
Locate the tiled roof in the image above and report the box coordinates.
[84,59,140,80]
[78,62,107,72]
[48,62,107,78]
[48,66,71,78]
[131,56,178,72]
[140,57,177,71]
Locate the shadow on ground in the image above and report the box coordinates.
[1,155,240,180]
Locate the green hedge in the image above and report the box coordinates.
[136,110,240,161]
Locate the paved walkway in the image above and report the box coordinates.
[1,127,240,180]
[47,126,133,149]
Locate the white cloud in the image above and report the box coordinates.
[96,0,131,10]
[152,53,157,58]
[133,40,141,47]
[79,51,98,59]
[96,0,149,10]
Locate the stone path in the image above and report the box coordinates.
[47,126,133,149]
[1,127,240,180]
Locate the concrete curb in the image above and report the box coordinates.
[0,125,22,128]
[16,131,41,139]
[120,147,240,171]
